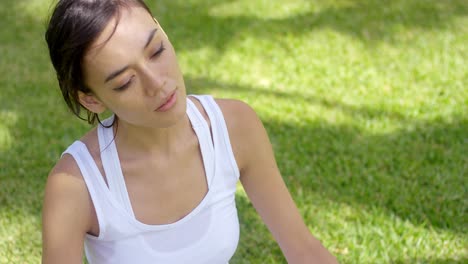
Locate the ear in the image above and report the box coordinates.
[78,91,107,114]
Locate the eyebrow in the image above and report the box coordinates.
[144,28,158,49]
[104,28,159,83]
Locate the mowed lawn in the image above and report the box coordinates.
[0,0,466,263]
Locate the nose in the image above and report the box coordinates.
[140,65,165,96]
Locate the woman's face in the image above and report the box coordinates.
[81,6,187,129]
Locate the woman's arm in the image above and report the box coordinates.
[219,99,338,264]
[42,154,94,264]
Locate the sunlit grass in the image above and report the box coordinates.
[1,0,466,263]
[0,111,17,151]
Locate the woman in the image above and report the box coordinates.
[42,0,338,263]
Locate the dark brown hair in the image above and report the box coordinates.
[45,0,153,125]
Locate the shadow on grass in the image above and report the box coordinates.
[269,117,466,232]
[185,75,411,123]
[151,0,467,53]
[0,0,466,261]
[187,77,467,261]
[186,77,467,234]
[0,0,61,219]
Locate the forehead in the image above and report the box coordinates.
[83,6,157,76]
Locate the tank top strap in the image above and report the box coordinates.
[98,116,135,217]
[188,95,240,180]
[61,141,109,238]
[187,98,216,187]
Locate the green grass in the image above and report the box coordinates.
[1,0,467,263]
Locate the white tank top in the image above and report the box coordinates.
[62,95,240,264]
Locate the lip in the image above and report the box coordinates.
[155,90,177,112]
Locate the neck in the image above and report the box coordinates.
[113,114,192,156]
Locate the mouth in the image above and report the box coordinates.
[155,90,177,112]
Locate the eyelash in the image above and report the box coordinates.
[114,76,133,91]
[114,41,166,92]
[151,41,166,59]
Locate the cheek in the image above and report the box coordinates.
[166,53,183,80]
[104,92,140,113]
[82,57,110,88]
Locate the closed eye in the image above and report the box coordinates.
[151,41,165,59]
[114,76,134,91]
[113,41,164,92]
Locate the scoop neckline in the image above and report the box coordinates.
[95,97,215,231]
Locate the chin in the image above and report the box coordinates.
[158,98,187,127]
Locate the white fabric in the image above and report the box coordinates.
[62,95,240,264]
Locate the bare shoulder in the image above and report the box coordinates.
[46,127,98,191]
[43,132,98,239]
[190,96,270,171]
[214,98,260,129]
[44,150,93,223]
[47,151,85,188]
[42,152,94,261]
[214,98,267,170]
